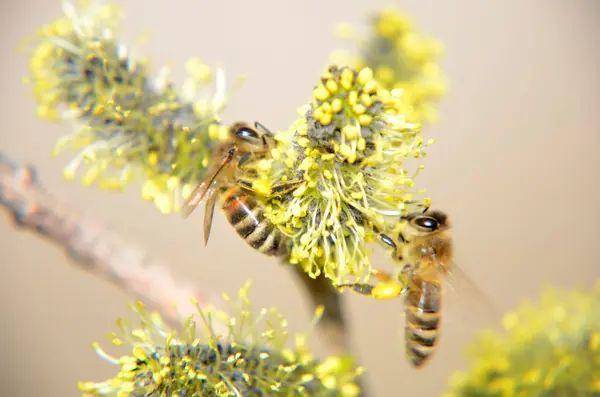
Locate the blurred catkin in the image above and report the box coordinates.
[80,282,363,397]
[23,0,234,214]
[331,6,448,125]
[444,280,600,397]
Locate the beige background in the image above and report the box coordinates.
[1,0,599,396]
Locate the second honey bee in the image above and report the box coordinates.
[337,208,488,368]
[182,121,302,257]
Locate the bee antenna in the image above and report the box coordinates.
[254,121,272,135]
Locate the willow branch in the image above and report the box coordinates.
[0,151,224,331]
[286,264,372,397]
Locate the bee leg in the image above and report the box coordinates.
[372,281,405,300]
[336,278,404,300]
[234,179,254,191]
[371,268,394,282]
[269,180,305,196]
[233,178,304,197]
[336,283,376,296]
[371,268,409,299]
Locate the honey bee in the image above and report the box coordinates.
[182,121,302,256]
[337,208,493,368]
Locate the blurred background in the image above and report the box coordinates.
[1,0,599,396]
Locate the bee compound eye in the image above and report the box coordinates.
[413,216,439,232]
[235,126,260,141]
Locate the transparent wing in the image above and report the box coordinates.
[181,179,212,219]
[181,149,233,218]
[203,184,217,246]
[440,263,501,330]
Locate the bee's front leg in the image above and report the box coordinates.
[235,178,305,197]
[269,180,305,196]
[336,269,405,300]
[336,282,377,296]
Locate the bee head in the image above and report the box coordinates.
[229,121,269,151]
[403,209,450,237]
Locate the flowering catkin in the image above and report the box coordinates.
[25,0,232,214]
[331,6,448,125]
[444,280,600,397]
[80,282,363,397]
[250,64,433,285]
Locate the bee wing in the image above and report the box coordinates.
[203,184,217,247]
[181,179,211,219]
[181,149,234,219]
[439,263,501,329]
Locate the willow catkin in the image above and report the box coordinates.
[25,0,233,214]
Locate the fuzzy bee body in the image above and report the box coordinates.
[219,184,288,257]
[396,211,452,367]
[337,209,495,368]
[403,275,442,367]
[182,121,302,257]
[336,209,454,368]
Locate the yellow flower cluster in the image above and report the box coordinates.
[253,64,433,285]
[332,6,448,125]
[24,0,231,214]
[23,1,437,298]
[445,280,600,397]
[310,65,414,164]
[80,282,363,397]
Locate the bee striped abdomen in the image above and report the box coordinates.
[220,186,288,257]
[404,279,442,368]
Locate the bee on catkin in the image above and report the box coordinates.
[338,209,495,368]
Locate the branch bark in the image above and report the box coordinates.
[287,264,371,397]
[0,152,224,332]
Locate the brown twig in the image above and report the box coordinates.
[287,264,371,397]
[0,151,225,332]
